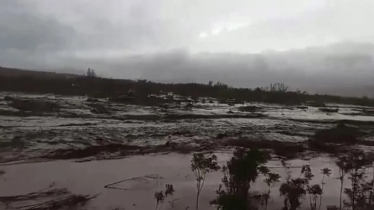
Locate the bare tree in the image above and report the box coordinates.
[86,68,96,77]
[191,153,220,210]
[269,83,288,92]
[318,168,332,210]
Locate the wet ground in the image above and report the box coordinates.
[1,92,374,209]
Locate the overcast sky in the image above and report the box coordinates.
[1,0,374,95]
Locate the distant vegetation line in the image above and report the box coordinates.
[0,66,373,107]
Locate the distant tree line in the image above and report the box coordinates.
[0,68,373,107]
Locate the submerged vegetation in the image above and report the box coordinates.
[134,144,374,210]
[154,184,175,210]
[211,148,269,210]
[187,147,374,210]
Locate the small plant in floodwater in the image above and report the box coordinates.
[280,164,313,210]
[318,168,332,210]
[336,155,351,210]
[262,172,281,210]
[308,184,322,210]
[280,178,308,210]
[154,184,175,210]
[211,148,269,210]
[342,151,371,210]
[154,191,164,210]
[191,153,220,210]
[334,151,374,210]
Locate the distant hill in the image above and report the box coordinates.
[0,66,80,79]
[0,65,374,107]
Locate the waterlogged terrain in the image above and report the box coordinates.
[2,153,366,210]
[1,92,374,210]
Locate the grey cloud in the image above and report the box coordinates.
[60,42,373,97]
[2,0,374,56]
[0,0,374,96]
[0,0,76,69]
[0,1,74,52]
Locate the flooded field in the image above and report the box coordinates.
[1,92,374,210]
[1,153,365,210]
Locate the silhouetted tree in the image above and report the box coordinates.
[86,68,96,78]
[212,149,269,210]
[280,164,313,210]
[318,168,332,210]
[269,83,288,92]
[191,153,220,210]
[262,172,281,210]
[341,151,371,210]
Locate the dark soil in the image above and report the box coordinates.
[9,99,60,112]
[40,144,143,159]
[221,138,306,158]
[311,123,362,144]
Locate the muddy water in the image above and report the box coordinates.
[0,115,328,161]
[2,93,374,162]
[0,153,362,210]
[2,93,374,209]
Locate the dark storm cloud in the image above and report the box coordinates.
[2,1,77,50]
[0,0,373,96]
[0,0,76,68]
[68,42,374,97]
[2,0,374,59]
